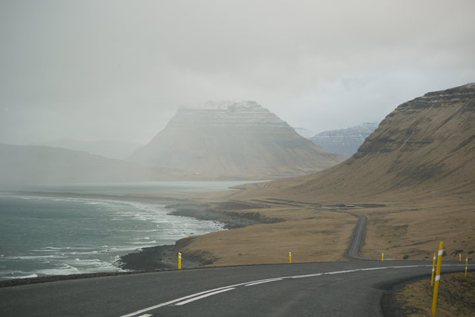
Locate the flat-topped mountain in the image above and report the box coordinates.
[129,101,344,178]
[310,122,379,158]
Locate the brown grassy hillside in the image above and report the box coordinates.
[244,83,475,203]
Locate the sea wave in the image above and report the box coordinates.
[1,191,227,280]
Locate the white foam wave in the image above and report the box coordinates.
[37,263,80,276]
[1,192,227,280]
[19,274,39,279]
[0,272,39,280]
[130,240,158,245]
[6,255,67,260]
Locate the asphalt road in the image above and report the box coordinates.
[331,209,368,260]
[1,261,471,317]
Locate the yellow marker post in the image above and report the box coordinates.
[459,253,462,262]
[289,252,292,264]
[432,242,443,317]
[381,253,384,262]
[431,253,436,286]
[465,256,469,278]
[178,252,182,270]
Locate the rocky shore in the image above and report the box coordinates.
[5,204,239,278]
[1,200,263,287]
[118,201,264,271]
[0,191,265,285]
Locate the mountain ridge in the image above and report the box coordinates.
[34,139,143,160]
[0,143,194,186]
[310,122,379,158]
[129,101,345,178]
[233,83,475,203]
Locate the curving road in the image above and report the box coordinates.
[0,261,471,317]
[328,208,368,260]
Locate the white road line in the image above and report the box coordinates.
[175,288,235,306]
[138,314,153,317]
[361,267,388,271]
[119,264,464,317]
[326,270,357,275]
[389,265,421,269]
[120,282,254,317]
[120,286,238,317]
[245,278,283,286]
[291,273,323,279]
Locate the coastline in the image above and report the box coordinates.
[118,202,263,271]
[1,190,262,276]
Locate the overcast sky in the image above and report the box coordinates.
[1,0,474,145]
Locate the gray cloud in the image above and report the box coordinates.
[1,0,474,144]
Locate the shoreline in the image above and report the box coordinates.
[118,202,263,271]
[1,190,262,276]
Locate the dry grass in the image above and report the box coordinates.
[151,173,475,267]
[397,273,475,317]
[181,206,357,266]
[361,199,475,261]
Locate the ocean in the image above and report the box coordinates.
[0,181,256,280]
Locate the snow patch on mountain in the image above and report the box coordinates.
[294,127,317,139]
[310,122,379,158]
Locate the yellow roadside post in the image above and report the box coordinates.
[381,253,384,262]
[432,242,443,316]
[431,252,436,286]
[178,252,182,270]
[289,252,292,264]
[465,256,469,278]
[459,253,462,262]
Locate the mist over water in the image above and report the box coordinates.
[0,181,255,280]
[1,180,260,195]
